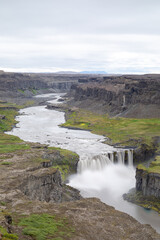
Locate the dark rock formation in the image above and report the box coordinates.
[133,143,156,163]
[69,74,160,118]
[43,149,79,173]
[136,168,160,198]
[20,168,81,202]
[0,71,101,93]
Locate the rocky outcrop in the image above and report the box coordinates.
[69,74,160,118]
[136,168,160,198]
[42,148,79,173]
[0,71,99,92]
[133,143,156,163]
[20,168,81,202]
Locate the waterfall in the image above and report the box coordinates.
[77,149,133,173]
[127,149,133,166]
[77,154,111,173]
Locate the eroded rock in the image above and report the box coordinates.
[19,168,81,202]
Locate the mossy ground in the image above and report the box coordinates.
[137,156,160,174]
[0,225,18,240]
[0,101,79,239]
[63,109,160,146]
[0,103,30,154]
[47,147,79,180]
[18,213,75,240]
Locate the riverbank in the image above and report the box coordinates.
[62,108,160,162]
[0,96,160,239]
[123,156,160,213]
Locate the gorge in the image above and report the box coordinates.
[0,72,160,239]
[6,93,160,233]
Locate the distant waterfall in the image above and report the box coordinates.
[77,149,133,173]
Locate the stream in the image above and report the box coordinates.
[6,93,160,233]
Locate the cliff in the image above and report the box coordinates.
[20,168,81,203]
[69,74,160,118]
[136,156,160,198]
[136,168,160,198]
[123,156,160,213]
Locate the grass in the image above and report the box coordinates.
[19,213,74,240]
[0,225,18,240]
[0,161,12,166]
[62,109,160,146]
[0,103,30,154]
[47,147,79,179]
[138,156,160,174]
[0,109,18,132]
[0,133,30,154]
[18,89,25,94]
[53,165,70,181]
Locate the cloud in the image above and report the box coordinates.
[0,0,160,73]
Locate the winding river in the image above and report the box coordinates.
[6,93,160,233]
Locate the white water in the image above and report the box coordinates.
[6,93,160,233]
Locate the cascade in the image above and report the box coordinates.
[127,149,133,166]
[77,149,133,173]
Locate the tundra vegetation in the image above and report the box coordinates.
[0,102,78,239]
[63,109,160,147]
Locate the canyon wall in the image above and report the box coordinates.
[20,168,81,202]
[69,74,160,118]
[136,168,160,198]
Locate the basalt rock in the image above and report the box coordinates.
[69,74,160,118]
[133,143,156,163]
[136,168,160,198]
[19,168,81,203]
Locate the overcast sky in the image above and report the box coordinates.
[0,0,160,73]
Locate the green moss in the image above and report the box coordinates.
[0,162,12,166]
[21,100,35,108]
[0,201,6,206]
[0,102,31,154]
[18,89,25,94]
[18,213,75,240]
[0,225,18,240]
[48,147,78,158]
[0,142,30,154]
[0,109,18,132]
[53,165,70,181]
[62,109,160,145]
[28,88,37,95]
[48,147,79,175]
[137,156,160,174]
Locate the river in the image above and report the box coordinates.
[6,93,160,233]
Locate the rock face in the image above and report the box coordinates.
[20,168,81,202]
[133,143,156,163]
[136,168,160,198]
[0,71,100,92]
[69,74,160,118]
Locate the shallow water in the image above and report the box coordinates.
[6,93,160,233]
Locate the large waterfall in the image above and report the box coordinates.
[77,149,133,173]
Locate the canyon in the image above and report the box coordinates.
[0,71,160,239]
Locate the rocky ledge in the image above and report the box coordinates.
[20,168,81,203]
[123,156,160,214]
[68,74,160,118]
[136,169,160,198]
